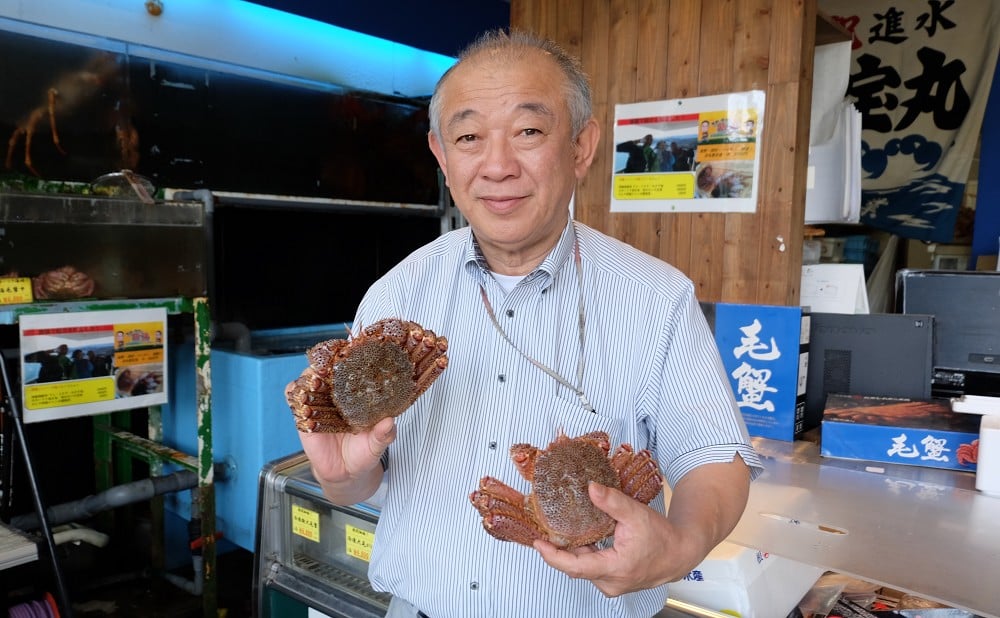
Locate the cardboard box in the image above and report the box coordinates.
[707,303,809,441]
[820,394,980,472]
[669,541,825,618]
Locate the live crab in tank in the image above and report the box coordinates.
[470,430,664,549]
[285,318,448,433]
[32,265,95,300]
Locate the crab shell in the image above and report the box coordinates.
[285,318,448,433]
[470,430,664,549]
[32,265,95,300]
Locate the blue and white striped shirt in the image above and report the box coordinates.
[354,219,763,618]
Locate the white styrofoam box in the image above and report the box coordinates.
[668,540,826,617]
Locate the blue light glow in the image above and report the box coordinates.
[0,0,457,97]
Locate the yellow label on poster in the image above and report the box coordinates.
[291,504,320,543]
[613,173,694,200]
[345,524,374,562]
[115,348,165,366]
[697,142,756,162]
[0,277,33,305]
[23,377,115,410]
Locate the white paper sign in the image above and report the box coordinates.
[800,263,870,314]
[19,308,168,423]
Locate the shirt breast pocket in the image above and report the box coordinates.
[533,393,627,448]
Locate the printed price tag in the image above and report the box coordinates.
[345,524,374,562]
[0,277,33,305]
[291,504,320,543]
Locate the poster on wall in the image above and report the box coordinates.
[819,0,1000,243]
[19,308,168,423]
[610,90,765,213]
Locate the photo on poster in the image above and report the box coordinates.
[611,90,765,213]
[19,307,168,423]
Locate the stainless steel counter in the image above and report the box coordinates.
[703,438,999,617]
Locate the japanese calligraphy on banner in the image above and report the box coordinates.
[610,91,764,213]
[819,0,1000,242]
[19,308,168,423]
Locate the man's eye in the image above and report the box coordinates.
[456,134,477,144]
[522,128,541,136]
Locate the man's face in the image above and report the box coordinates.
[428,50,599,273]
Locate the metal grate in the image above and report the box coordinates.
[292,552,392,606]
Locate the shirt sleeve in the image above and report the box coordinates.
[645,283,764,487]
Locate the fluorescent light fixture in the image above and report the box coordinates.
[0,0,456,97]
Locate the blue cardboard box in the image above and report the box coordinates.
[705,303,809,441]
[820,394,980,472]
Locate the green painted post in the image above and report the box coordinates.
[193,297,217,618]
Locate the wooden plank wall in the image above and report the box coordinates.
[509,0,816,306]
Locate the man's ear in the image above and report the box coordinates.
[573,118,601,179]
[428,130,449,186]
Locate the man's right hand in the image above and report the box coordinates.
[290,381,397,505]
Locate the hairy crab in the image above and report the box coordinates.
[285,318,448,433]
[32,265,95,300]
[470,430,663,549]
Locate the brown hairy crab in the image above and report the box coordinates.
[285,318,448,433]
[470,430,663,549]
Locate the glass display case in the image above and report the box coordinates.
[0,191,208,300]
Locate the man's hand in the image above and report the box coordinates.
[534,458,751,597]
[533,482,696,597]
[296,411,396,506]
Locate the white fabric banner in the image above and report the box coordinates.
[819,0,1000,242]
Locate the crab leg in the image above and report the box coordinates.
[413,354,448,399]
[412,334,448,377]
[610,445,663,503]
[47,88,67,155]
[470,477,546,547]
[509,443,541,480]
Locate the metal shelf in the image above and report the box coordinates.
[0,191,205,226]
[0,295,218,618]
[0,297,195,325]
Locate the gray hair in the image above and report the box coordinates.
[428,29,593,142]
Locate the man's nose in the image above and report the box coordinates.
[480,137,519,178]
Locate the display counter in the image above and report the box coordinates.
[256,438,999,617]
[711,437,999,617]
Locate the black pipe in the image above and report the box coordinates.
[11,464,229,531]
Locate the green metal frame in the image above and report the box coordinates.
[2,297,217,617]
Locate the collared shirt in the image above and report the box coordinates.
[354,218,764,618]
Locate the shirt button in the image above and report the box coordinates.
[470,581,479,591]
[497,374,506,383]
[489,441,497,450]
[505,309,515,318]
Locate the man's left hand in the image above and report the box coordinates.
[533,481,695,597]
